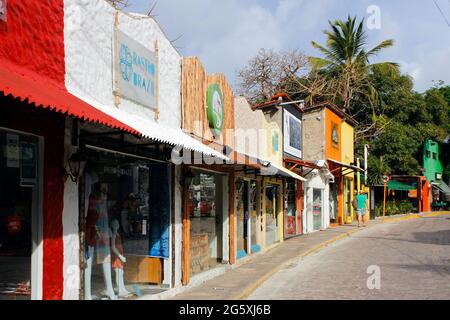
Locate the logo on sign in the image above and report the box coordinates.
[206,84,224,137]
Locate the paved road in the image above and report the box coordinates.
[248,214,450,300]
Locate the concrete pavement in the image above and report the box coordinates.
[248,212,450,300]
[171,223,375,300]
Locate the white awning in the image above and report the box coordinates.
[261,162,307,181]
[67,91,228,161]
[127,114,228,160]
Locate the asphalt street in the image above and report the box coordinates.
[248,214,450,300]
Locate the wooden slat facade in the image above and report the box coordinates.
[181,57,235,150]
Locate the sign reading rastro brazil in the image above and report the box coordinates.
[115,30,157,109]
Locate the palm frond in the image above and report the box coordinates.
[366,39,395,58]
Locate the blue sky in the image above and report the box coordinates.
[126,0,450,92]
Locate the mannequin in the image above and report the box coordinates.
[110,219,130,297]
[84,182,116,300]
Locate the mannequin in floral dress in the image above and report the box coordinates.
[85,182,116,300]
[110,219,130,297]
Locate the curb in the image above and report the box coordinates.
[232,226,366,300]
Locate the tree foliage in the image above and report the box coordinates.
[237,15,450,181]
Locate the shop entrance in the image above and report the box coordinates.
[0,129,41,300]
[343,177,353,223]
[312,189,323,231]
[236,179,257,259]
[264,182,281,247]
[188,171,223,277]
[285,178,297,238]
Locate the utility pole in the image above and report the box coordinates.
[364,144,369,184]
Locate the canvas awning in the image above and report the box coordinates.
[431,181,450,200]
[388,180,417,191]
[261,162,307,181]
[327,158,364,173]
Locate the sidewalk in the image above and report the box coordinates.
[170,222,379,300]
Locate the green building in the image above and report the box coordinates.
[423,139,444,183]
[423,139,450,206]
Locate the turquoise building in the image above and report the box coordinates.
[423,139,443,183]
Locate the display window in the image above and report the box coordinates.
[81,150,170,300]
[285,179,297,237]
[265,184,280,247]
[188,171,222,277]
[0,130,39,300]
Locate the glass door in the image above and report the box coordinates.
[265,184,279,247]
[312,189,323,231]
[0,130,39,300]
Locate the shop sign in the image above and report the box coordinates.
[115,30,157,109]
[6,133,19,168]
[0,0,6,22]
[206,83,224,137]
[331,123,339,148]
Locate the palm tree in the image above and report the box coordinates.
[310,16,399,111]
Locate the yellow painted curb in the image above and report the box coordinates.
[233,227,364,300]
[424,211,450,218]
[382,215,421,224]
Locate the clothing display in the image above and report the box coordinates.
[112,234,124,270]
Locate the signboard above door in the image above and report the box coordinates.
[114,30,157,110]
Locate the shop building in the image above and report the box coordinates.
[0,0,226,300]
[180,57,236,285]
[248,94,307,242]
[423,139,450,208]
[302,102,361,228]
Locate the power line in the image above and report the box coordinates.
[433,0,450,27]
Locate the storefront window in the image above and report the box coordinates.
[82,151,169,300]
[0,130,39,299]
[265,184,280,247]
[313,189,323,231]
[188,172,221,276]
[285,179,297,237]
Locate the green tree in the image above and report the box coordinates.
[310,16,399,111]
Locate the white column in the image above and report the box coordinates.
[62,118,80,300]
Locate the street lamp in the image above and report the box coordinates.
[64,150,87,183]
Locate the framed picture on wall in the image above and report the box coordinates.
[283,110,302,158]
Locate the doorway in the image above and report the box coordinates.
[0,129,41,300]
